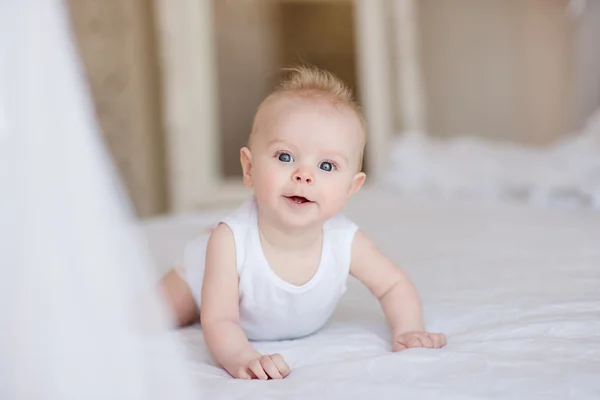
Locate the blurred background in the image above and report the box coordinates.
[66,0,600,219]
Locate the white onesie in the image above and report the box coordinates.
[182,197,359,341]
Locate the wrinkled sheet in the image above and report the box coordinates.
[142,190,600,399]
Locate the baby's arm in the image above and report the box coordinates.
[349,230,446,351]
[200,223,290,379]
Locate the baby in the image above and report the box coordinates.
[158,66,446,380]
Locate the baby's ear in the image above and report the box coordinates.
[240,147,253,188]
[348,172,366,197]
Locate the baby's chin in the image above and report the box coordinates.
[262,203,325,229]
[282,206,343,229]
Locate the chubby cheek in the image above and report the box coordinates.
[317,177,352,215]
[252,164,286,202]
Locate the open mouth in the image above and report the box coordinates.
[285,195,312,205]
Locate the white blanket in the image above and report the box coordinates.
[142,190,600,399]
[383,109,600,211]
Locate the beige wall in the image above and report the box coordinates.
[68,0,166,217]
[416,0,573,145]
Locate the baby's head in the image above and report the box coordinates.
[240,65,367,228]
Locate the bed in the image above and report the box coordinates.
[142,188,600,399]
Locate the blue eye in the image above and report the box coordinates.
[319,161,335,172]
[278,153,293,163]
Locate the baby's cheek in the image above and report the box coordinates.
[255,168,283,199]
[254,177,274,199]
[322,180,349,207]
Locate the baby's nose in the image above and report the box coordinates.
[292,168,314,184]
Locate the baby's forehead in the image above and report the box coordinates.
[253,94,363,144]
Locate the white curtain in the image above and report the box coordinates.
[0,2,195,399]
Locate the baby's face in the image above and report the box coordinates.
[241,95,365,229]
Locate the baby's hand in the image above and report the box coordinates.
[393,331,447,352]
[230,353,291,380]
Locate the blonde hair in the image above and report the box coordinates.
[249,65,366,170]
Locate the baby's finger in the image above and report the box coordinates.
[407,335,423,348]
[270,353,291,377]
[419,333,434,348]
[432,333,447,348]
[260,355,282,379]
[248,359,269,380]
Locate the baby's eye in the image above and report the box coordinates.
[319,161,336,172]
[278,152,293,163]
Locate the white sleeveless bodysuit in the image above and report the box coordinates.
[182,197,358,341]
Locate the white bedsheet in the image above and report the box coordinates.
[142,190,600,399]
